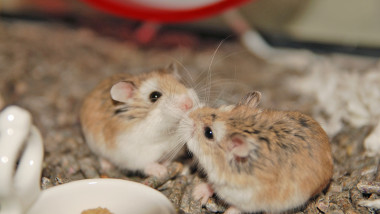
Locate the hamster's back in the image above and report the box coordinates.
[218,109,333,212]
[245,109,333,200]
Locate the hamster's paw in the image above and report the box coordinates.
[144,162,168,178]
[99,158,115,171]
[193,182,214,205]
[224,206,241,214]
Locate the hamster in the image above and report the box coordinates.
[80,65,199,177]
[178,91,333,214]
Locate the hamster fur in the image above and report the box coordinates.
[178,91,333,213]
[80,65,199,177]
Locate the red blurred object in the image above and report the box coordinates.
[80,0,252,23]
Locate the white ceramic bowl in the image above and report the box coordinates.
[27,178,175,214]
[0,106,175,214]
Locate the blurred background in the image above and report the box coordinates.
[1,0,380,56]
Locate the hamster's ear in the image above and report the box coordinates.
[228,133,255,158]
[165,62,181,80]
[110,81,135,103]
[166,62,178,73]
[239,91,262,108]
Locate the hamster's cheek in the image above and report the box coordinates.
[186,138,202,156]
[187,89,202,109]
[178,115,195,135]
[186,138,196,151]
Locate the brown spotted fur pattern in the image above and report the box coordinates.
[182,92,333,213]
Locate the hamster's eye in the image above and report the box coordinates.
[204,127,214,140]
[149,91,162,103]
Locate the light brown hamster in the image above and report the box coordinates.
[178,91,333,214]
[80,65,199,177]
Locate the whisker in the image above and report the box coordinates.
[205,37,230,105]
[159,132,193,162]
[173,60,196,88]
[214,50,247,65]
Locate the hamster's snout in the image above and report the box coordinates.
[179,96,194,112]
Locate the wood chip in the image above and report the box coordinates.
[357,181,380,194]
[350,188,371,213]
[78,158,100,178]
[168,176,189,212]
[180,176,202,214]
[358,199,380,210]
[41,177,53,190]
[205,198,226,213]
[316,196,329,213]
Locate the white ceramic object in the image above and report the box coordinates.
[0,106,43,214]
[27,178,175,214]
[0,106,175,214]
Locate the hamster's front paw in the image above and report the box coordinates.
[144,162,168,178]
[99,158,115,171]
[193,182,214,205]
[224,206,241,214]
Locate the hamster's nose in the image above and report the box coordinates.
[180,97,193,111]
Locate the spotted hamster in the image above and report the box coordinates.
[178,91,333,213]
